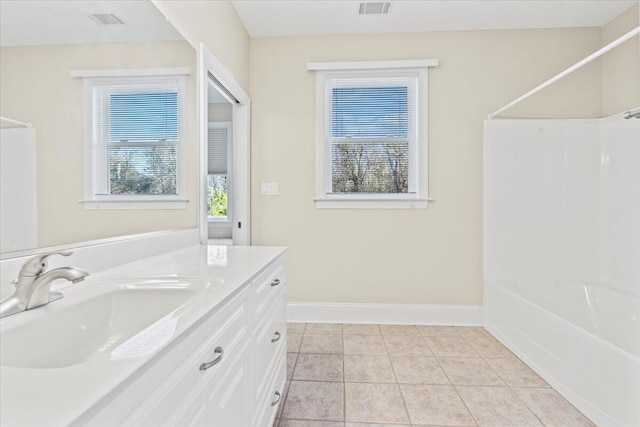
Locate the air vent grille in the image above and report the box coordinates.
[358,2,391,15]
[91,13,125,25]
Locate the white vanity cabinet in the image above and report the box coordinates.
[84,255,287,427]
[251,262,287,427]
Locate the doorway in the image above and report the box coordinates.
[199,43,251,246]
[206,86,233,243]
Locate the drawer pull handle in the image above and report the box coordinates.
[271,391,281,407]
[200,346,224,371]
[270,279,281,287]
[271,331,281,343]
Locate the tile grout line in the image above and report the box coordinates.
[280,345,300,421]
[279,363,292,420]
[279,378,569,387]
[452,327,504,427]
[432,348,480,427]
[458,328,565,423]
[341,324,346,424]
[472,350,510,387]
[380,326,413,425]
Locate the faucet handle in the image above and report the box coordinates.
[19,251,73,277]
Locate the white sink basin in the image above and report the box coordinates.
[0,278,221,369]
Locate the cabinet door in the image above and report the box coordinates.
[206,346,251,427]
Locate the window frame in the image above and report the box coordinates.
[81,73,187,210]
[314,67,430,209]
[207,121,233,227]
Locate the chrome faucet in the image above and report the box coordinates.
[0,251,88,318]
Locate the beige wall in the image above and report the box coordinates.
[250,28,604,305]
[0,41,198,248]
[152,0,251,94]
[602,3,640,116]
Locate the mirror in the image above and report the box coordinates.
[0,0,198,256]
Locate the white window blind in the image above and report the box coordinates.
[208,127,228,174]
[325,75,418,195]
[92,80,179,196]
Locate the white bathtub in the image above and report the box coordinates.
[485,280,640,427]
[505,280,639,357]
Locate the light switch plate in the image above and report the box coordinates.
[261,183,279,195]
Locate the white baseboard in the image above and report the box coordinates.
[287,302,483,325]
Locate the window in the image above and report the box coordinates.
[207,122,232,224]
[330,78,414,194]
[81,73,187,209]
[313,63,432,209]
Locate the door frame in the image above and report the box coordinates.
[198,43,251,245]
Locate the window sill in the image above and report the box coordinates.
[208,219,233,228]
[314,198,432,210]
[82,199,189,210]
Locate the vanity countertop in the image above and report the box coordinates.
[0,244,286,427]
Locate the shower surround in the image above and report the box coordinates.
[483,112,640,427]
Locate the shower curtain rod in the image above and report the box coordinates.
[0,116,32,128]
[488,26,640,119]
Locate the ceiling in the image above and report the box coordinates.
[231,0,637,38]
[0,0,183,47]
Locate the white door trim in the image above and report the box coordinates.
[198,43,251,245]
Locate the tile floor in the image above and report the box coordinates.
[274,323,595,427]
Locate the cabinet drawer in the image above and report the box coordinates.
[252,260,285,323]
[197,303,249,380]
[119,294,249,427]
[253,292,286,401]
[255,349,286,427]
[206,339,251,427]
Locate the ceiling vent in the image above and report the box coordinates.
[90,13,125,25]
[358,2,391,15]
